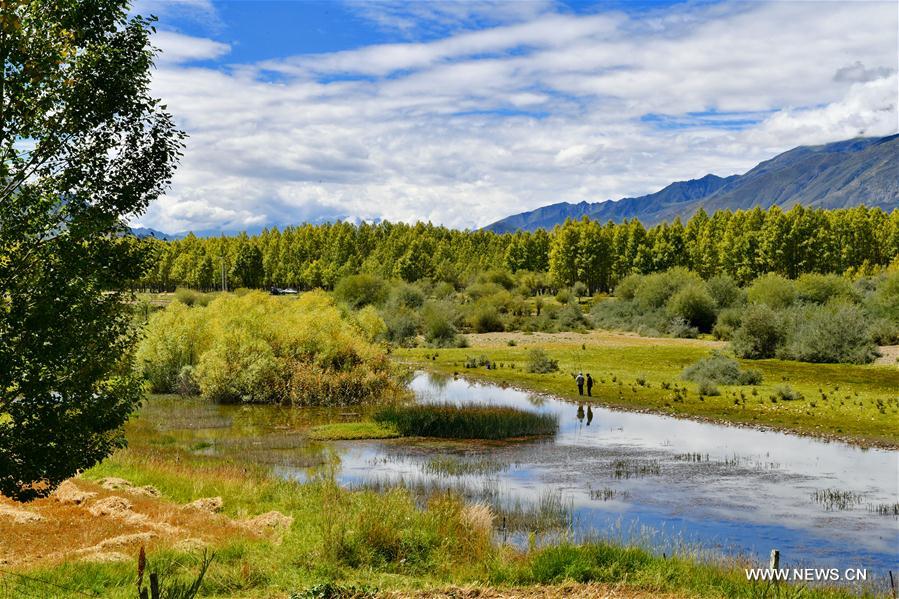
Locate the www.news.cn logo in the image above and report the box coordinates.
[746,568,868,582]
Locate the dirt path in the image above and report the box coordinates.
[875,345,899,366]
[464,330,726,349]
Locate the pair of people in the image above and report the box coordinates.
[575,372,593,396]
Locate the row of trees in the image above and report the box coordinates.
[142,205,899,294]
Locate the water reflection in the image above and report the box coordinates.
[316,372,899,575]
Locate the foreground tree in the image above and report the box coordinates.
[0,1,183,499]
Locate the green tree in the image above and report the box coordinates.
[0,1,183,499]
[231,239,264,288]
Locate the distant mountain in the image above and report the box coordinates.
[129,215,362,240]
[485,134,899,232]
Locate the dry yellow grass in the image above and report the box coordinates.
[0,478,265,568]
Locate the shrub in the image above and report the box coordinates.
[795,273,856,304]
[173,287,213,307]
[779,303,879,364]
[666,317,698,339]
[469,306,505,333]
[747,273,795,309]
[591,298,667,335]
[681,351,762,386]
[527,349,559,374]
[633,268,702,310]
[665,284,716,332]
[354,305,388,341]
[333,274,389,309]
[374,403,558,439]
[614,274,641,301]
[554,288,573,304]
[771,384,803,402]
[731,304,786,359]
[572,282,588,299]
[706,274,743,308]
[390,283,425,309]
[712,307,742,341]
[382,306,419,345]
[556,303,589,331]
[136,302,207,393]
[697,379,720,396]
[138,291,400,405]
[422,301,460,347]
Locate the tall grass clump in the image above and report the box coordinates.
[374,403,558,439]
[138,290,400,405]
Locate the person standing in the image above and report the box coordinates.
[576,372,584,396]
[586,373,594,397]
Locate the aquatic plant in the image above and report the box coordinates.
[811,489,864,511]
[374,403,558,439]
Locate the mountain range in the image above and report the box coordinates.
[484,134,899,232]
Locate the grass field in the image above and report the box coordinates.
[396,331,899,448]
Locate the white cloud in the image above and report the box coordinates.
[152,31,230,64]
[138,1,899,233]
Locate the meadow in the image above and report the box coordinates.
[396,331,899,448]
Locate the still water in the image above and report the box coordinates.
[173,371,898,578]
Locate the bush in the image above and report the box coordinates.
[795,273,856,304]
[374,403,558,439]
[333,274,389,309]
[665,284,716,332]
[469,306,505,333]
[173,287,213,307]
[682,351,762,386]
[771,384,803,402]
[554,288,573,304]
[354,306,388,341]
[666,317,698,339]
[697,379,720,396]
[706,274,743,308]
[556,303,589,331]
[712,307,742,340]
[382,305,419,345]
[390,282,425,309]
[136,301,207,393]
[731,303,786,359]
[633,268,702,310]
[138,290,400,405]
[421,301,460,347]
[747,273,795,309]
[527,349,559,374]
[779,303,879,364]
[591,298,667,336]
[614,274,641,301]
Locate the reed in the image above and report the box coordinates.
[374,403,558,439]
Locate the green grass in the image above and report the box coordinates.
[395,332,899,447]
[374,403,558,439]
[308,421,400,440]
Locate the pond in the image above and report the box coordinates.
[164,371,899,581]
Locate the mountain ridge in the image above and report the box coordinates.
[484,134,899,232]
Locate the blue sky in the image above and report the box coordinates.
[132,0,899,233]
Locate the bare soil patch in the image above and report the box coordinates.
[464,330,725,350]
[875,345,899,366]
